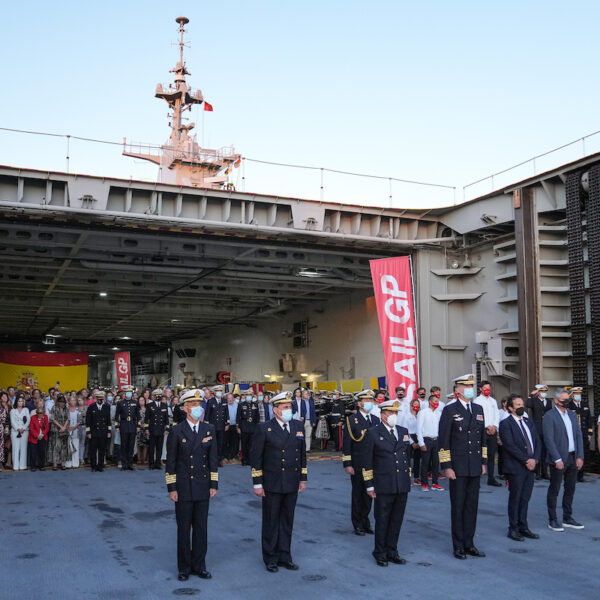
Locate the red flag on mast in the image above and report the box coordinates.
[203,101,213,112]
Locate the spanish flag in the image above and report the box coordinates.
[0,351,88,392]
[204,101,213,112]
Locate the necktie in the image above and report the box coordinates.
[390,426,397,441]
[466,403,472,415]
[519,420,533,458]
[283,423,289,436]
[193,425,197,435]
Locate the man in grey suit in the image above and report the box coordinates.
[543,388,584,532]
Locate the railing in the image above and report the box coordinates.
[462,129,600,201]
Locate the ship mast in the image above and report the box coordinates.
[123,16,240,189]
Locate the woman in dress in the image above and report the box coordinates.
[76,395,87,463]
[48,395,70,470]
[0,391,8,471]
[28,401,49,471]
[136,395,148,467]
[10,395,30,470]
[65,395,81,468]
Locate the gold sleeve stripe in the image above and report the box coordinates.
[165,473,176,484]
[210,472,218,481]
[251,469,263,478]
[482,447,488,459]
[301,467,308,475]
[438,449,451,462]
[342,455,352,462]
[362,468,373,481]
[85,427,91,432]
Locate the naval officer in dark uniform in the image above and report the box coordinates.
[327,390,346,451]
[204,385,230,465]
[342,389,380,535]
[145,388,170,469]
[438,373,487,559]
[166,389,218,582]
[86,390,111,472]
[237,393,259,465]
[250,391,307,573]
[362,399,411,566]
[114,385,140,470]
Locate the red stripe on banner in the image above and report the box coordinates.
[370,256,419,400]
[0,350,88,367]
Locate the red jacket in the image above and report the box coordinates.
[28,413,49,444]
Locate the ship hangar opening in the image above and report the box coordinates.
[0,165,460,391]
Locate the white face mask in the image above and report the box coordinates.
[280,409,293,422]
[386,414,397,427]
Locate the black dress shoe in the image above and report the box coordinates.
[375,559,388,567]
[178,573,189,581]
[507,529,524,542]
[354,528,366,536]
[388,555,406,565]
[519,529,539,539]
[266,564,279,573]
[465,547,486,557]
[453,550,467,560]
[277,561,299,570]
[196,570,212,579]
[487,480,502,487]
[363,527,374,534]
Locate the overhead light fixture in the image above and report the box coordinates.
[45,350,57,353]
[300,372,309,377]
[99,292,108,297]
[264,374,271,378]
[89,354,97,357]
[120,336,130,340]
[46,334,61,338]
[112,346,119,351]
[297,268,327,278]
[171,319,180,323]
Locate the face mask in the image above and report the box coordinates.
[418,393,426,399]
[246,396,252,402]
[190,406,203,420]
[362,401,373,413]
[397,392,405,399]
[515,407,525,417]
[280,409,293,422]
[482,389,491,396]
[125,392,132,399]
[413,406,420,412]
[559,398,570,408]
[258,395,263,401]
[97,399,103,405]
[216,391,222,398]
[540,392,547,399]
[434,392,441,398]
[386,414,397,427]
[463,388,475,400]
[431,402,439,409]
[107,396,113,402]
[574,395,581,402]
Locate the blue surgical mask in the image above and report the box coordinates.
[125,392,132,399]
[216,391,223,398]
[574,395,581,401]
[463,388,475,400]
[258,395,264,401]
[362,401,373,413]
[280,409,293,422]
[540,392,547,399]
[246,395,253,402]
[107,396,113,402]
[190,406,203,420]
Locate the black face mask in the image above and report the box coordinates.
[418,393,426,399]
[397,392,405,399]
[515,407,525,417]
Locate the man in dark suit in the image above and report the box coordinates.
[237,393,259,465]
[293,388,317,453]
[145,388,170,469]
[342,389,380,536]
[498,394,541,541]
[526,384,553,480]
[543,388,585,532]
[438,374,487,560]
[363,399,411,567]
[166,389,218,582]
[568,386,592,482]
[204,385,230,465]
[250,391,307,573]
[86,391,112,472]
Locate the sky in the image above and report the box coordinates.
[2,0,600,208]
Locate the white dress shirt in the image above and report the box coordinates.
[555,407,576,456]
[473,394,500,428]
[511,414,534,451]
[187,418,199,434]
[499,408,510,422]
[416,406,442,447]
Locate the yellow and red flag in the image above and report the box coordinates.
[0,350,88,391]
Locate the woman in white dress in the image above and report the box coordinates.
[10,396,30,470]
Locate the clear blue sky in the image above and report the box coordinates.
[2,1,600,208]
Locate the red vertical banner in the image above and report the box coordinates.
[115,351,131,390]
[370,256,419,400]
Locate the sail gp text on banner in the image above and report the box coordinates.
[369,257,418,400]
[114,351,131,389]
